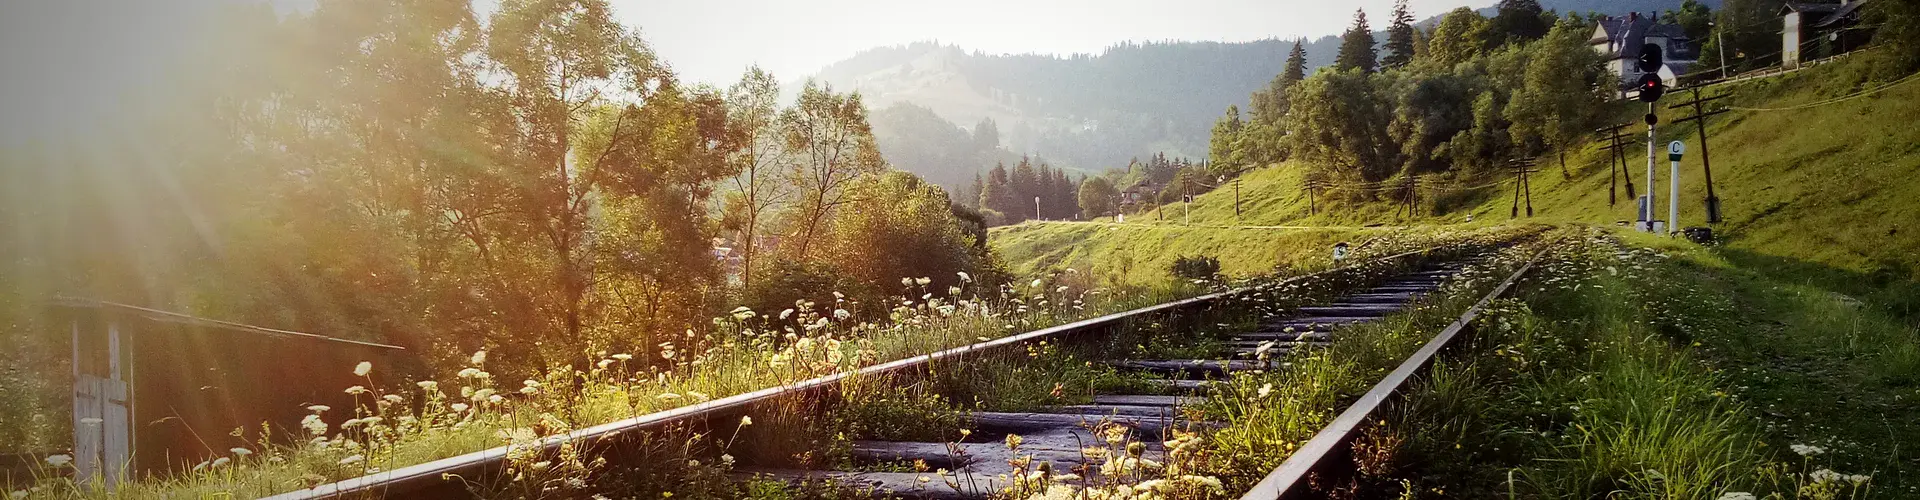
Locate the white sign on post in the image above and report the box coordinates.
[1668,141,1685,236]
[1668,141,1686,161]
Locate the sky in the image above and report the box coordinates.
[618,0,1500,87]
[0,0,1500,147]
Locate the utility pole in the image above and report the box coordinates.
[1508,159,1537,218]
[1670,87,1730,223]
[1595,124,1629,205]
[1712,21,1729,80]
[1304,179,1321,215]
[1233,177,1242,221]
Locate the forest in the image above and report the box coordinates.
[0,0,1002,447]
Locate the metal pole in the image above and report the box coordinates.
[1716,24,1729,80]
[1670,150,1681,235]
[1034,196,1041,221]
[1646,115,1658,232]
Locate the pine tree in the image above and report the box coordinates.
[981,162,1013,219]
[1036,163,1056,220]
[1383,0,1417,69]
[1283,40,1308,84]
[1010,157,1039,221]
[1336,9,1379,74]
[968,172,985,209]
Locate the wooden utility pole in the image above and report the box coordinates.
[1509,159,1538,218]
[1304,179,1322,215]
[1595,124,1631,205]
[1670,87,1731,223]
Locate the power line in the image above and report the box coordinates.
[1724,71,1920,111]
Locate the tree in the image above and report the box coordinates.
[721,67,788,291]
[1666,0,1715,41]
[484,0,683,361]
[973,118,1001,153]
[1036,163,1057,219]
[1287,69,1397,185]
[1491,0,1551,46]
[980,162,1014,222]
[1427,8,1493,68]
[1009,156,1039,221]
[1078,177,1120,219]
[1384,0,1419,69]
[1506,20,1610,178]
[1209,105,1245,169]
[1336,9,1380,74]
[1251,40,1309,129]
[1700,0,1787,75]
[820,171,980,303]
[780,81,886,261]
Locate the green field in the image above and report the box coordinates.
[993,58,1920,310]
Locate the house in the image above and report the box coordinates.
[1119,180,1158,210]
[1782,0,1873,68]
[1590,12,1700,96]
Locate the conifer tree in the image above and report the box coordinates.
[1383,0,1418,69]
[1336,9,1379,74]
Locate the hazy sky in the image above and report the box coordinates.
[1,0,1501,146]
[620,0,1500,87]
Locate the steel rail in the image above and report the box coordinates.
[1238,247,1546,500]
[267,248,1438,499]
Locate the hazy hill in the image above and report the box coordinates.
[813,0,1715,185]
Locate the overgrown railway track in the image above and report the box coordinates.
[271,240,1543,500]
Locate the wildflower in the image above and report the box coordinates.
[1030,279,1043,289]
[901,277,914,286]
[1715,493,1756,500]
[382,394,404,404]
[610,353,633,361]
[1258,383,1274,398]
[11,490,27,499]
[416,381,439,391]
[957,271,972,282]
[1811,469,1843,483]
[457,368,482,378]
[301,415,328,435]
[470,388,495,402]
[338,454,364,465]
[657,393,682,400]
[44,454,72,467]
[345,385,368,395]
[915,277,932,286]
[488,394,505,405]
[779,309,794,320]
[1790,444,1827,456]
[833,309,851,321]
[353,361,372,377]
[451,403,470,412]
[231,447,252,456]
[597,359,615,369]
[307,405,331,413]
[1055,286,1069,293]
[730,306,755,320]
[193,461,209,472]
[470,350,487,365]
[211,457,231,468]
[740,416,753,426]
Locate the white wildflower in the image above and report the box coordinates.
[740,416,753,426]
[344,385,368,395]
[1790,444,1827,456]
[416,381,439,391]
[779,309,794,320]
[231,447,252,456]
[915,277,932,286]
[470,350,487,365]
[338,454,364,465]
[957,271,972,282]
[833,309,851,321]
[307,405,331,413]
[450,403,470,412]
[44,454,72,467]
[1715,493,1756,500]
[1030,279,1043,289]
[1258,383,1274,398]
[211,457,230,468]
[610,353,633,361]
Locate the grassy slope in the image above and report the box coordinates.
[997,58,1920,303]
[989,222,1387,287]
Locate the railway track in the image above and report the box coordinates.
[273,240,1543,500]
[736,258,1482,499]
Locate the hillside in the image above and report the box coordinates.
[991,58,1920,308]
[814,0,1717,178]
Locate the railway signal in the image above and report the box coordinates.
[1637,43,1666,103]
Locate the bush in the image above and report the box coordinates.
[1169,255,1222,281]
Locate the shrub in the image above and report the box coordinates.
[1169,255,1222,281]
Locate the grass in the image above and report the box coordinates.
[4,278,1198,499]
[1310,228,1906,499]
[1071,56,1920,311]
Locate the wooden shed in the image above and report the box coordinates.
[48,299,404,489]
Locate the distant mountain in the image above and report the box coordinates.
[818,0,1715,183]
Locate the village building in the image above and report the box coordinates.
[1782,0,1874,69]
[1590,12,1701,96]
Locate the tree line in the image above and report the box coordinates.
[0,0,996,380]
[1208,0,1620,199]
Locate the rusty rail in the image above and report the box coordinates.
[267,249,1441,499]
[1237,247,1544,500]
